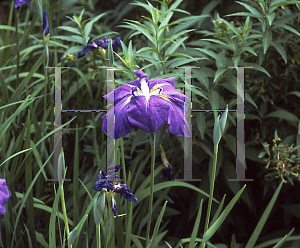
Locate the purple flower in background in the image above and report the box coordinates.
[101,70,192,139]
[77,37,122,58]
[14,0,31,8]
[93,164,138,217]
[0,179,10,217]
[42,9,50,36]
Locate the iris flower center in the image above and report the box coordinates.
[131,77,163,102]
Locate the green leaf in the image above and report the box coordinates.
[147,201,168,248]
[266,12,276,26]
[201,38,233,51]
[241,62,271,77]
[202,185,246,243]
[263,30,272,54]
[236,1,264,19]
[68,215,88,244]
[213,117,221,145]
[51,35,86,45]
[273,228,295,248]
[265,110,299,122]
[270,0,300,8]
[286,91,300,98]
[215,67,227,86]
[275,23,300,37]
[270,41,287,63]
[245,180,284,248]
[83,13,106,42]
[135,181,219,204]
[57,26,81,35]
[197,112,206,140]
[189,199,203,248]
[241,46,257,56]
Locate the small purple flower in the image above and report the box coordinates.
[77,37,122,59]
[101,70,192,139]
[42,9,50,36]
[14,0,32,8]
[0,179,10,217]
[93,164,137,217]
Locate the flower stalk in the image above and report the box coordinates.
[146,132,156,245]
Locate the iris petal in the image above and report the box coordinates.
[101,95,134,139]
[127,95,170,133]
[167,99,192,137]
[14,0,32,8]
[42,9,50,36]
[0,179,10,216]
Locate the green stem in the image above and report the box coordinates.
[96,223,101,248]
[201,144,219,248]
[59,183,72,248]
[146,133,156,246]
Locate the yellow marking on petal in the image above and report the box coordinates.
[137,88,141,93]
[158,94,171,101]
[113,180,118,185]
[126,95,132,103]
[151,85,160,93]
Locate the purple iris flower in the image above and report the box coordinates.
[77,37,122,59]
[93,164,138,217]
[0,179,10,217]
[14,0,31,8]
[101,70,192,139]
[42,9,50,36]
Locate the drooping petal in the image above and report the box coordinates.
[77,42,98,58]
[112,37,122,53]
[100,37,109,49]
[14,0,32,8]
[133,70,148,81]
[101,95,134,139]
[167,98,192,137]
[111,197,118,217]
[0,179,10,216]
[127,95,170,133]
[163,162,172,181]
[114,184,138,203]
[42,9,50,36]
[93,180,110,191]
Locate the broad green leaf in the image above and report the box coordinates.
[236,1,264,19]
[214,67,227,84]
[286,91,300,98]
[245,181,283,248]
[265,110,299,122]
[51,35,86,45]
[197,112,206,140]
[189,199,203,248]
[147,201,168,248]
[263,30,272,54]
[275,23,300,37]
[241,62,271,77]
[202,185,246,243]
[241,46,257,56]
[270,41,287,63]
[83,13,106,42]
[270,0,300,8]
[266,12,276,26]
[68,215,88,244]
[135,181,219,204]
[57,26,81,35]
